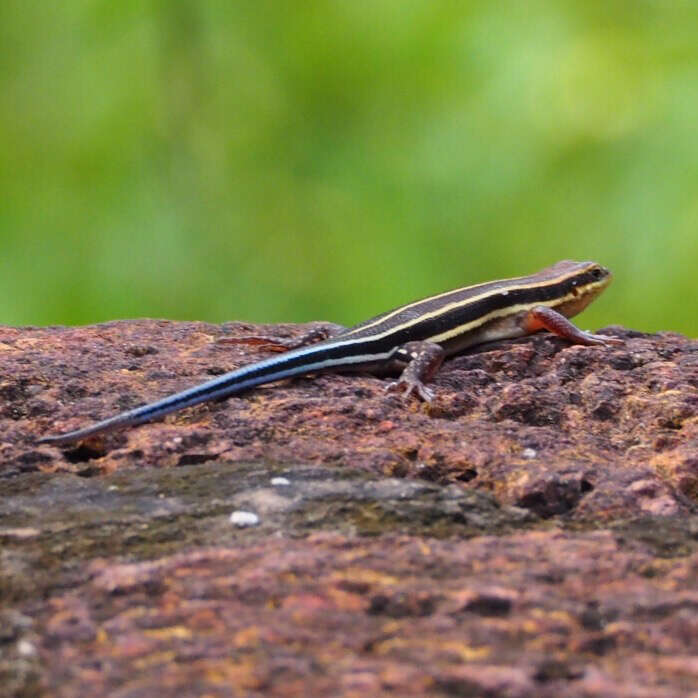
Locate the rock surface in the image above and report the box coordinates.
[0,320,697,697]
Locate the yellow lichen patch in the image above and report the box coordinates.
[434,640,491,662]
[132,650,177,670]
[15,338,46,349]
[142,625,192,640]
[198,658,266,689]
[330,567,401,588]
[233,626,260,648]
[327,586,366,612]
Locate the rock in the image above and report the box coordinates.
[0,320,696,696]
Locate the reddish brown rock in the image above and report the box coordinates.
[18,531,698,698]
[0,320,697,697]
[5,320,697,520]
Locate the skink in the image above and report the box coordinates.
[39,260,617,445]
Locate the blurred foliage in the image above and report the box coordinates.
[1,1,697,334]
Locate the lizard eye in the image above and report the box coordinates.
[590,266,604,280]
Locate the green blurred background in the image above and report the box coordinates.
[2,1,697,335]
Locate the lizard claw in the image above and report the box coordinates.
[598,336,624,347]
[581,334,625,347]
[385,379,435,402]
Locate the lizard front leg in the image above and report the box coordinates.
[522,306,622,346]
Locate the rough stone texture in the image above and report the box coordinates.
[1,320,697,697]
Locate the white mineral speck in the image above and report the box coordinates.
[522,448,537,459]
[270,477,291,486]
[229,510,259,527]
[17,640,36,657]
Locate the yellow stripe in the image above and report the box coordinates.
[426,278,607,343]
[337,264,594,344]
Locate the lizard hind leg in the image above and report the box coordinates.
[216,322,349,353]
[385,341,445,402]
